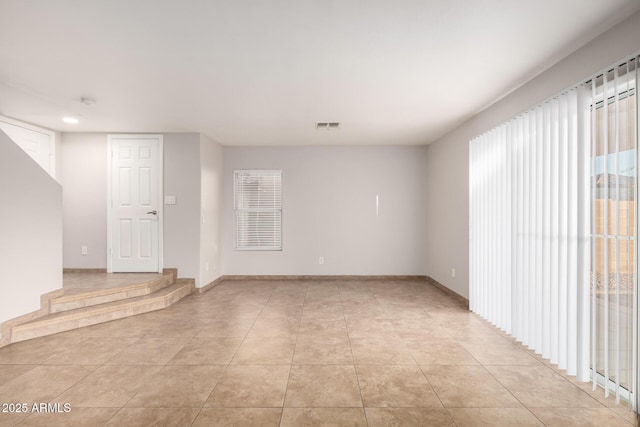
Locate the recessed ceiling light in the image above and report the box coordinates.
[63,117,79,124]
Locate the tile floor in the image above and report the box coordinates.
[0,278,637,426]
[62,272,166,295]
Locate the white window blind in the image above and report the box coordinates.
[234,170,282,251]
[469,86,592,381]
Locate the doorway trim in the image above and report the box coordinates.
[107,134,164,273]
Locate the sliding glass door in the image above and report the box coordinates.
[590,59,637,406]
[471,54,640,412]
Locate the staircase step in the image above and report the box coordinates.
[11,280,194,343]
[50,270,176,313]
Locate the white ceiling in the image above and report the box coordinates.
[1,0,638,146]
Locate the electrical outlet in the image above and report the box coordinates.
[81,245,88,256]
[205,262,210,271]
[319,256,324,265]
[451,268,456,278]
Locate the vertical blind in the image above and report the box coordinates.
[469,87,592,380]
[470,55,639,409]
[234,170,282,251]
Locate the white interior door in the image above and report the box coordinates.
[108,135,163,273]
[0,116,55,178]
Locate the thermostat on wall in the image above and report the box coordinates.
[164,195,177,205]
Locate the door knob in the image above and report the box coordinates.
[146,210,158,215]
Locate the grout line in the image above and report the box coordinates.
[339,282,369,426]
[279,282,308,426]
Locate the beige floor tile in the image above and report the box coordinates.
[259,306,304,319]
[284,365,363,408]
[193,408,283,426]
[383,305,431,320]
[231,297,271,306]
[0,411,30,426]
[168,337,243,365]
[104,337,190,365]
[18,408,119,427]
[104,408,200,426]
[214,307,263,320]
[461,342,541,365]
[0,365,95,406]
[356,365,442,408]
[610,404,640,425]
[389,319,451,340]
[0,365,36,385]
[231,337,296,364]
[298,318,349,338]
[247,317,300,338]
[443,326,511,344]
[293,336,353,364]
[126,365,225,408]
[346,318,398,337]
[280,408,367,426]
[350,337,416,364]
[301,307,345,320]
[42,337,139,365]
[0,336,78,364]
[421,365,521,408]
[486,366,603,408]
[206,365,290,407]
[449,330,515,345]
[530,407,633,426]
[365,408,455,426]
[342,306,387,319]
[73,316,155,338]
[196,319,254,338]
[143,320,203,338]
[304,297,341,304]
[55,365,162,407]
[448,408,544,426]
[304,296,341,306]
[62,272,165,294]
[404,337,479,365]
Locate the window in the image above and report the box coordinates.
[590,61,636,403]
[470,55,640,410]
[234,170,282,251]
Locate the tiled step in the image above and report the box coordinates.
[10,279,195,343]
[50,270,176,313]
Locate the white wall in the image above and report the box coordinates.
[0,130,62,334]
[200,135,223,286]
[425,10,640,299]
[163,133,201,284]
[222,146,427,276]
[61,132,204,284]
[54,131,63,185]
[61,133,108,267]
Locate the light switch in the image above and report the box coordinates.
[164,195,177,205]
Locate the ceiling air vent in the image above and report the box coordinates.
[315,122,340,130]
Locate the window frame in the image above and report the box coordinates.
[233,169,283,251]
